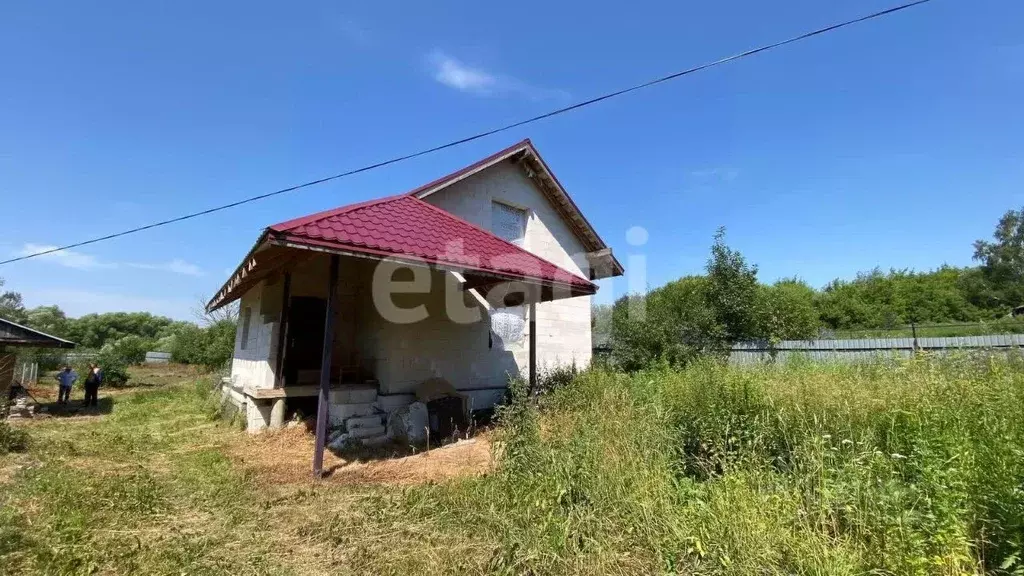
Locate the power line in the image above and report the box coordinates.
[1,0,937,267]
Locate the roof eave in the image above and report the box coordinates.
[268,234,597,296]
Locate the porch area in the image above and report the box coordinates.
[207,193,598,476]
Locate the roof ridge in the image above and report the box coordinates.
[403,138,532,197]
[269,192,410,233]
[407,196,592,285]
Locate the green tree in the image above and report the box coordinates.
[758,279,819,341]
[64,312,185,349]
[974,207,1024,309]
[610,277,723,371]
[24,305,69,337]
[0,278,27,323]
[706,228,761,341]
[103,334,153,365]
[171,319,235,369]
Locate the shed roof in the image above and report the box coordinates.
[0,317,76,349]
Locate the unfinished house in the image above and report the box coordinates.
[207,139,623,474]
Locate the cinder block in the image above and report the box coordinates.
[348,425,386,439]
[361,435,390,447]
[329,402,376,422]
[346,415,383,430]
[375,394,415,412]
[329,384,378,404]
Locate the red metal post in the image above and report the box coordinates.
[313,255,339,477]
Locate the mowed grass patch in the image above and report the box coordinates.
[0,379,289,575]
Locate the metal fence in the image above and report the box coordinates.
[13,360,39,385]
[730,334,1024,365]
[145,351,172,364]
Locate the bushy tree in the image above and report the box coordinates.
[24,305,69,337]
[171,319,235,369]
[610,277,724,371]
[0,278,27,324]
[758,279,819,341]
[974,207,1024,308]
[706,228,761,341]
[64,312,186,350]
[102,334,153,365]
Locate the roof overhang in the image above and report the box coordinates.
[411,140,625,280]
[206,232,597,313]
[0,318,76,349]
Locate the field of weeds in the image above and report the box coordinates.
[345,354,1024,575]
[2,355,1023,575]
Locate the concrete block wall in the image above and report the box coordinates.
[422,161,593,373]
[230,281,280,391]
[363,267,521,396]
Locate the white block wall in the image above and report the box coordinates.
[229,280,280,392]
[422,160,593,372]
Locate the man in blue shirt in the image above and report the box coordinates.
[55,365,77,404]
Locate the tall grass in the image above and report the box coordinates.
[334,354,1024,575]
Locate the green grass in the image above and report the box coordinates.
[321,354,1024,575]
[0,379,288,575]
[830,317,1024,339]
[4,357,1024,575]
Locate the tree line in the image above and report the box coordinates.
[599,207,1024,371]
[0,284,236,372]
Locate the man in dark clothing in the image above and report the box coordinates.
[84,363,102,407]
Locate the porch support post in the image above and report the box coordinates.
[528,299,537,396]
[313,255,340,477]
[274,271,292,387]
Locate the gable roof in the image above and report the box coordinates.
[208,140,621,311]
[269,194,595,291]
[409,139,624,278]
[0,317,76,349]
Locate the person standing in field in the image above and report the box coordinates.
[84,363,102,407]
[55,365,77,404]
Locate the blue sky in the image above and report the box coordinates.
[1,0,1021,320]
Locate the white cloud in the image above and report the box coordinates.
[19,244,113,270]
[427,50,568,101]
[16,244,202,276]
[126,259,204,277]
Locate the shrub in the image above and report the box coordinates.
[102,334,152,365]
[0,421,29,455]
[171,320,234,370]
[93,351,130,387]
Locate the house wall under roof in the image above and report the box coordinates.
[420,160,594,373]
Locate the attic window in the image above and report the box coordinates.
[492,201,526,246]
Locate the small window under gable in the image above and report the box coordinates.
[491,201,526,246]
[240,306,252,350]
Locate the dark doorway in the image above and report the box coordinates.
[284,296,326,386]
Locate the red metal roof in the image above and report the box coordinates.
[268,194,595,291]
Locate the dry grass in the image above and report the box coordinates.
[229,424,495,486]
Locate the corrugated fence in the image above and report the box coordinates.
[730,334,1024,365]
